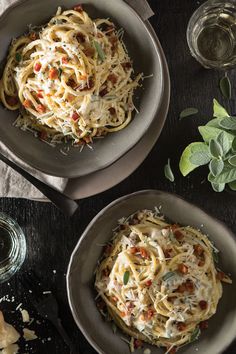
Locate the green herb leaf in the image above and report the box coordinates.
[164,158,174,182]
[93,40,106,61]
[208,164,236,184]
[232,138,236,152]
[112,322,117,334]
[212,249,219,263]
[162,271,176,281]
[179,107,198,119]
[219,116,236,130]
[123,270,130,285]
[219,76,231,99]
[216,131,231,155]
[58,68,63,78]
[198,126,234,144]
[209,139,223,158]
[190,326,201,342]
[228,180,236,191]
[228,154,236,167]
[209,158,224,177]
[211,182,225,192]
[15,52,22,62]
[190,152,211,166]
[179,142,209,176]
[213,99,229,118]
[206,118,221,128]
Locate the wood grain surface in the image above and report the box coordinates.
[0,0,235,353]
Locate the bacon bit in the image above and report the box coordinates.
[96,299,106,310]
[129,217,139,225]
[104,24,115,34]
[102,268,110,277]
[194,244,204,256]
[83,136,92,144]
[178,263,188,274]
[146,309,154,320]
[80,75,87,81]
[216,271,225,281]
[72,111,79,121]
[62,57,69,64]
[76,32,86,43]
[107,73,118,84]
[121,62,132,70]
[146,280,152,287]
[49,68,58,80]
[164,248,172,258]
[185,279,194,293]
[176,322,187,331]
[23,99,32,108]
[111,296,118,303]
[199,320,208,330]
[174,230,184,241]
[39,131,47,140]
[83,46,95,57]
[120,311,126,317]
[103,244,112,256]
[37,104,46,114]
[167,296,177,302]
[199,300,208,310]
[100,87,108,97]
[109,35,118,51]
[109,107,116,115]
[134,339,143,349]
[6,95,18,106]
[198,260,205,267]
[73,4,83,12]
[140,248,149,259]
[126,301,134,310]
[168,347,177,354]
[97,33,103,38]
[34,62,42,72]
[176,284,186,293]
[37,91,43,99]
[79,77,94,91]
[129,247,138,254]
[29,32,37,40]
[139,314,145,321]
[46,93,52,97]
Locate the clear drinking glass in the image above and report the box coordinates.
[187,0,236,69]
[0,213,26,283]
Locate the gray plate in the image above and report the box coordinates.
[67,190,236,354]
[0,0,164,178]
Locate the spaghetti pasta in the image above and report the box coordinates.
[0,5,142,145]
[95,209,231,352]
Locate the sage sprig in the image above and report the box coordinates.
[179,99,236,192]
[219,75,231,99]
[179,107,198,119]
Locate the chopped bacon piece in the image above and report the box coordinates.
[185,279,194,293]
[174,230,184,241]
[167,296,177,302]
[96,299,106,310]
[134,339,143,349]
[6,95,18,106]
[199,320,208,330]
[109,35,118,51]
[72,111,79,121]
[129,247,138,254]
[37,91,43,99]
[199,300,208,310]
[37,104,46,114]
[67,78,77,89]
[198,260,205,267]
[168,347,177,354]
[97,33,103,38]
[178,263,188,274]
[111,296,118,303]
[34,62,42,72]
[76,32,86,43]
[23,99,32,108]
[109,107,116,115]
[140,248,149,259]
[216,271,225,281]
[83,46,95,57]
[83,136,92,144]
[49,68,58,80]
[103,244,112,256]
[176,284,186,293]
[73,4,83,12]
[164,248,172,258]
[126,301,134,310]
[29,32,37,40]
[107,73,118,84]
[99,87,108,97]
[80,75,87,81]
[39,131,47,140]
[146,309,154,320]
[176,322,187,331]
[120,311,126,317]
[146,280,152,287]
[121,62,132,70]
[105,25,115,34]
[102,268,110,277]
[194,244,204,256]
[62,57,69,64]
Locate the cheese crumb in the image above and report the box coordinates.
[0,312,20,349]
[143,350,151,354]
[20,310,30,323]
[1,344,19,354]
[23,329,38,341]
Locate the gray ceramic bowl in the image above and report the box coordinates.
[0,0,164,178]
[67,190,236,354]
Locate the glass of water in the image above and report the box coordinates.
[0,213,26,283]
[187,0,236,69]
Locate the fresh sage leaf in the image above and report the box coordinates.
[213,99,229,118]
[209,158,224,177]
[219,76,231,99]
[209,164,236,184]
[232,138,236,152]
[123,270,130,285]
[211,182,225,192]
[190,151,211,166]
[179,142,208,176]
[164,159,174,182]
[219,116,236,130]
[216,131,231,155]
[198,126,234,144]
[162,271,175,281]
[190,326,201,342]
[228,155,236,167]
[191,144,209,153]
[15,52,22,62]
[179,107,198,119]
[206,118,221,128]
[228,180,236,191]
[93,40,106,61]
[209,139,223,158]
[212,249,219,263]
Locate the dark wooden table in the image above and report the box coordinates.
[0,0,236,353]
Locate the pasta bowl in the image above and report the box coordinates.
[0,0,164,178]
[67,190,236,354]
